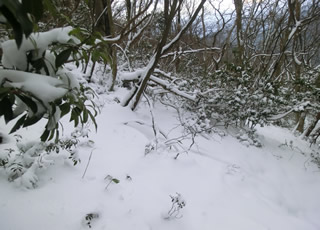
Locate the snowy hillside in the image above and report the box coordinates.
[1,88,320,230]
[1,1,320,229]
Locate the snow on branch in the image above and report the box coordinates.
[293,51,302,65]
[161,47,220,59]
[101,35,121,43]
[118,68,146,81]
[287,20,301,42]
[0,70,73,107]
[249,51,308,60]
[268,109,294,121]
[268,101,313,121]
[154,69,174,80]
[1,27,79,71]
[150,75,197,101]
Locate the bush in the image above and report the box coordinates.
[0,0,99,142]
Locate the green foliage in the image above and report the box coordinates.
[42,84,98,142]
[0,1,104,143]
[0,0,44,47]
[55,48,73,69]
[112,178,120,184]
[104,175,120,190]
[0,81,98,142]
[68,27,113,67]
[0,87,40,130]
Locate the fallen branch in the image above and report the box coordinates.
[150,75,197,101]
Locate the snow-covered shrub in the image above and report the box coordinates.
[161,63,278,145]
[0,1,119,143]
[0,127,92,188]
[0,25,100,142]
[283,67,320,139]
[196,64,281,129]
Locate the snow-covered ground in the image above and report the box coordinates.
[1,88,320,230]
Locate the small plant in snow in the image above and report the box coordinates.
[5,141,47,188]
[278,140,320,169]
[163,193,186,220]
[0,148,14,168]
[278,139,294,149]
[145,140,157,155]
[45,127,93,166]
[104,175,120,190]
[83,212,100,228]
[278,139,304,155]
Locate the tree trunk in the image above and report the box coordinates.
[273,0,299,79]
[304,112,320,137]
[106,0,117,91]
[234,0,244,66]
[174,0,182,73]
[311,126,320,143]
[93,0,106,34]
[296,112,306,133]
[126,0,206,110]
[130,0,176,110]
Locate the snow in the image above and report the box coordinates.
[150,75,197,101]
[0,70,69,105]
[57,68,80,90]
[119,68,145,81]
[1,82,320,230]
[1,27,78,71]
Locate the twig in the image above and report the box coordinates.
[82,148,95,179]
[143,92,158,142]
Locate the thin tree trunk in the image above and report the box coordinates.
[273,0,298,79]
[234,0,244,66]
[174,0,182,73]
[304,112,320,137]
[296,112,306,133]
[128,0,206,110]
[106,0,117,91]
[200,6,207,75]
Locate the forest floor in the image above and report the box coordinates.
[1,70,320,230]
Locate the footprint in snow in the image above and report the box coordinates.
[223,164,246,185]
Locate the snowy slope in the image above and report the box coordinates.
[1,90,320,230]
